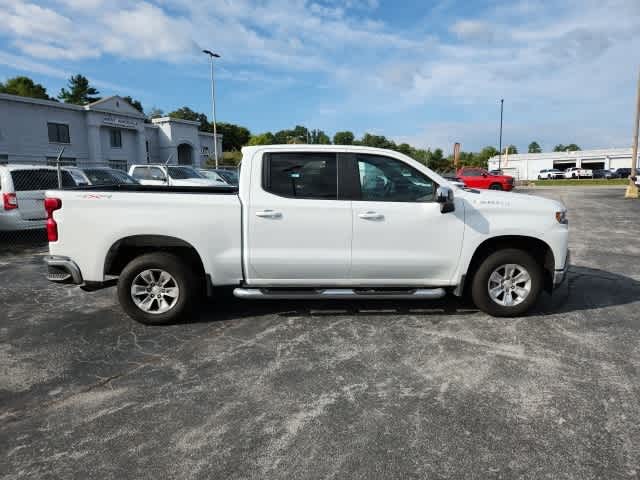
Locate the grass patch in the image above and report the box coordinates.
[528,178,629,186]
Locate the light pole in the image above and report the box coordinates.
[202,49,220,168]
[498,99,504,170]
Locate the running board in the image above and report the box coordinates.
[233,288,446,300]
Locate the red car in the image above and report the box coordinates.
[456,167,515,191]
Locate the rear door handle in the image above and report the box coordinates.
[255,209,282,219]
[358,211,384,220]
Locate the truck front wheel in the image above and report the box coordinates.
[471,249,542,317]
[117,252,200,325]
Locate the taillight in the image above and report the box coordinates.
[45,197,62,242]
[3,193,17,210]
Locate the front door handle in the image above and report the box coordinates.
[255,209,282,219]
[358,211,384,220]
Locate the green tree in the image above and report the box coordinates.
[168,107,210,132]
[528,141,542,153]
[217,122,251,151]
[310,129,331,144]
[553,143,580,152]
[427,148,450,172]
[0,76,52,100]
[360,133,396,149]
[273,125,309,144]
[505,144,518,154]
[148,107,164,119]
[248,132,276,145]
[477,146,498,163]
[333,131,355,145]
[58,74,100,105]
[122,96,144,113]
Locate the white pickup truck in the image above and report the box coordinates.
[44,145,569,324]
[564,167,593,179]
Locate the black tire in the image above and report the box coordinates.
[537,175,542,180]
[117,252,200,325]
[489,183,503,190]
[471,248,543,317]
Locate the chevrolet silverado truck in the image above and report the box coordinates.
[456,167,515,191]
[44,145,569,324]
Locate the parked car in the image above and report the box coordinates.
[537,168,565,180]
[44,145,569,323]
[198,169,230,185]
[65,167,139,186]
[441,173,466,189]
[214,168,239,186]
[1,165,80,231]
[129,165,222,187]
[612,168,632,179]
[457,167,515,191]
[564,167,593,179]
[592,169,618,180]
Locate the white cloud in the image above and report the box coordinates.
[0,0,637,150]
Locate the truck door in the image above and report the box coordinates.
[348,153,465,285]
[246,152,352,284]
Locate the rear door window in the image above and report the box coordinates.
[263,152,337,199]
[11,169,76,190]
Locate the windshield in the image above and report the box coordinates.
[167,166,205,179]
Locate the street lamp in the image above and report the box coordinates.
[498,99,504,170]
[202,49,220,168]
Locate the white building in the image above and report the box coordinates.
[0,93,222,170]
[488,148,640,180]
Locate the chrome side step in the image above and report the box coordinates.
[233,287,446,300]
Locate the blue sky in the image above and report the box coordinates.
[0,0,639,152]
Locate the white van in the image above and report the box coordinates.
[0,165,79,231]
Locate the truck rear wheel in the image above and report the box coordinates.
[117,252,199,325]
[471,249,542,317]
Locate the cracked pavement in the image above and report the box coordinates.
[1,187,639,479]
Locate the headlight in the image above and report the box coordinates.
[555,211,568,224]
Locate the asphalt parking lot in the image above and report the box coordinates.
[2,187,639,479]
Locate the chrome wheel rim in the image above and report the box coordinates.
[130,269,179,314]
[487,263,531,307]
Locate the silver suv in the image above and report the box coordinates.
[0,165,79,231]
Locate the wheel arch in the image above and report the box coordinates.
[104,235,207,285]
[460,235,555,296]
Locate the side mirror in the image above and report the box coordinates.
[482,172,488,177]
[436,186,455,214]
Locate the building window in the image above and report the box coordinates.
[108,160,128,171]
[145,140,150,162]
[46,156,77,166]
[110,128,122,148]
[47,123,70,143]
[0,154,8,164]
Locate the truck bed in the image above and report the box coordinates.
[46,186,243,285]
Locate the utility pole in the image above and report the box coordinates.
[202,49,220,168]
[498,99,504,170]
[626,67,639,199]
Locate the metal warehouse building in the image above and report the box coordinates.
[0,93,222,170]
[488,148,640,180]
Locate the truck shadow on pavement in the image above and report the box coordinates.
[533,265,640,316]
[191,265,638,323]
